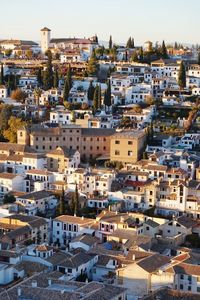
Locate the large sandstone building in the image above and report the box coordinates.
[17,125,146,163]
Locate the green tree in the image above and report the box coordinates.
[3,194,16,204]
[66,65,72,90]
[37,68,43,87]
[178,61,186,89]
[87,81,95,101]
[161,40,168,59]
[0,104,13,136]
[98,84,102,109]
[63,79,70,101]
[131,51,139,62]
[59,189,65,215]
[3,116,26,143]
[126,37,132,48]
[63,66,72,102]
[0,64,4,85]
[131,38,135,48]
[70,183,79,215]
[71,111,76,123]
[110,46,117,61]
[95,46,104,57]
[53,68,59,88]
[109,35,113,50]
[5,49,12,57]
[139,47,144,62]
[55,52,60,60]
[93,85,99,113]
[87,50,98,76]
[104,79,111,109]
[198,52,200,65]
[126,37,134,48]
[43,50,53,90]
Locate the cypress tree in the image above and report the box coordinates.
[71,183,79,215]
[161,40,168,59]
[66,65,72,90]
[59,189,65,215]
[139,47,144,62]
[63,77,70,102]
[131,38,135,48]
[98,84,102,109]
[198,52,200,65]
[87,81,95,101]
[109,35,113,50]
[104,79,111,109]
[43,50,53,90]
[0,64,4,85]
[37,68,43,87]
[87,50,98,76]
[93,85,99,113]
[53,68,59,88]
[174,41,178,50]
[63,65,72,101]
[126,37,132,48]
[178,61,186,89]
[94,34,98,44]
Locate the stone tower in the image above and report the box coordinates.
[40,27,51,54]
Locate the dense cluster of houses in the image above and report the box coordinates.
[1,28,200,300]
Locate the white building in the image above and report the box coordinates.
[53,215,95,245]
[125,83,152,104]
[16,190,57,216]
[40,27,51,54]
[0,173,30,201]
[0,85,8,99]
[50,109,73,125]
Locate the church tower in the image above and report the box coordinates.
[40,27,51,53]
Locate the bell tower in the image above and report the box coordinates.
[40,27,51,54]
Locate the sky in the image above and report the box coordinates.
[1,0,200,46]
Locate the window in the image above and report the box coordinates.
[115,150,120,155]
[146,226,149,231]
[180,274,184,280]
[115,140,120,144]
[180,284,183,290]
[128,151,133,156]
[128,141,133,145]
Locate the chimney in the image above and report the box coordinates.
[48,279,52,286]
[17,287,21,297]
[31,280,37,288]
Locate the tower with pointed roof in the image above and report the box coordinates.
[40,27,51,53]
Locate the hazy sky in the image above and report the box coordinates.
[1,0,200,45]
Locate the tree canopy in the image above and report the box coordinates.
[178,61,186,89]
